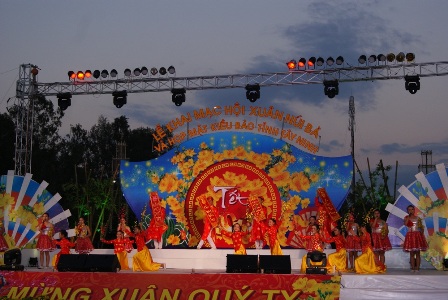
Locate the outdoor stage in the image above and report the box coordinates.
[0,248,447,300]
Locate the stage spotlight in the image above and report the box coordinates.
[85,70,92,78]
[336,56,344,65]
[406,53,415,62]
[101,70,109,78]
[159,67,167,75]
[245,84,261,103]
[396,52,405,62]
[358,55,367,64]
[68,71,76,80]
[308,57,316,69]
[133,68,141,76]
[124,68,132,77]
[4,249,22,265]
[326,57,335,66]
[286,60,297,70]
[110,69,118,78]
[305,251,327,275]
[150,67,158,75]
[168,66,176,75]
[387,53,396,62]
[323,80,339,99]
[297,58,306,69]
[93,70,101,79]
[113,90,127,108]
[57,92,72,111]
[316,57,325,67]
[368,55,377,64]
[141,67,148,75]
[378,54,386,62]
[171,88,186,106]
[404,75,420,94]
[76,71,85,80]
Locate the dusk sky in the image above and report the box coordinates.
[1,1,447,189]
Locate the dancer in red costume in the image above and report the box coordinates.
[36,213,55,269]
[117,217,132,238]
[146,192,168,249]
[197,196,218,249]
[101,230,132,271]
[53,230,75,270]
[259,218,283,255]
[325,227,347,274]
[221,223,248,255]
[345,212,361,271]
[370,209,392,266]
[299,224,324,273]
[249,196,268,249]
[403,205,428,272]
[0,221,9,252]
[129,225,162,271]
[75,217,94,254]
[354,225,386,274]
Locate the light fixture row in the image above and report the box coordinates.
[67,66,176,81]
[358,52,415,65]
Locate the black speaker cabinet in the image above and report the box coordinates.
[259,255,291,274]
[0,264,24,271]
[4,248,22,265]
[57,254,120,272]
[226,254,258,273]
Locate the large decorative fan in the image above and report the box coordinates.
[386,163,448,270]
[0,171,71,248]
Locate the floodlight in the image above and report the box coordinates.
[93,70,101,79]
[101,70,109,78]
[171,88,186,106]
[323,80,339,98]
[76,71,85,80]
[133,68,141,76]
[396,52,405,62]
[85,70,92,78]
[386,53,396,62]
[286,60,297,70]
[112,90,127,108]
[335,56,344,65]
[141,67,148,75]
[358,55,367,64]
[406,53,415,62]
[68,71,76,80]
[110,69,118,78]
[308,57,316,68]
[298,58,306,69]
[168,66,176,74]
[150,67,158,75]
[378,54,386,62]
[326,57,335,66]
[57,92,72,111]
[316,57,325,67]
[124,68,132,77]
[159,67,167,75]
[368,55,376,64]
[404,75,420,94]
[245,84,260,103]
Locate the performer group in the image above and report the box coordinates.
[1,189,428,274]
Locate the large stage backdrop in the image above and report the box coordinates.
[120,130,353,249]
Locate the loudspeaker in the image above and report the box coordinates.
[226,254,258,273]
[57,254,120,272]
[259,255,291,274]
[0,264,24,271]
[4,249,21,265]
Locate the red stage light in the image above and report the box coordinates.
[286,60,297,70]
[76,71,85,80]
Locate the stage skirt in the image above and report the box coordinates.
[327,248,348,273]
[355,247,386,274]
[403,231,428,251]
[345,236,361,252]
[270,241,283,255]
[371,233,392,251]
[36,235,55,252]
[116,251,130,270]
[132,246,161,272]
[75,237,94,254]
[0,235,9,252]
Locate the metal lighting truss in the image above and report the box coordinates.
[11,61,448,175]
[32,61,448,96]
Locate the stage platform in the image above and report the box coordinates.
[1,248,446,300]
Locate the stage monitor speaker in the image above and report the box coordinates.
[259,255,291,274]
[57,254,120,272]
[226,254,258,273]
[84,254,120,272]
[57,254,89,272]
[4,248,21,265]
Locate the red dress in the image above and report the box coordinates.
[370,219,392,251]
[36,224,55,251]
[75,225,94,254]
[403,216,428,251]
[222,230,247,255]
[345,222,361,251]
